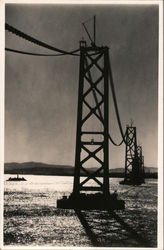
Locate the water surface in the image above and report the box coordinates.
[4,175,157,247]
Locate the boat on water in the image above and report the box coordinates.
[7,174,27,181]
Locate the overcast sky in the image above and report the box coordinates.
[5,3,158,168]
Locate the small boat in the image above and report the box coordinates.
[7,174,27,181]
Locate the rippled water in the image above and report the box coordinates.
[4,175,157,247]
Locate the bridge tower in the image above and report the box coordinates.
[137,145,145,183]
[72,40,110,198]
[120,125,145,185]
[57,37,125,209]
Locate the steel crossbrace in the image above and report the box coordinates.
[83,98,104,124]
[85,58,104,122]
[80,165,104,187]
[81,144,103,166]
[86,53,104,73]
[82,99,104,124]
[84,74,104,98]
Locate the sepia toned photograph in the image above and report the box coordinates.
[1,0,163,249]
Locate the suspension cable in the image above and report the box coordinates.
[6,23,128,146]
[107,52,127,145]
[5,23,79,56]
[5,47,80,57]
[108,133,124,146]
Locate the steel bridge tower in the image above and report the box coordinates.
[72,40,110,197]
[137,145,145,183]
[120,125,145,185]
[57,39,124,210]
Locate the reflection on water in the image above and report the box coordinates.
[4,175,74,193]
[4,175,157,247]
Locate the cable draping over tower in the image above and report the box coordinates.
[5,23,80,56]
[5,22,128,148]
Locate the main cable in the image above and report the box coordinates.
[5,23,79,56]
[107,52,127,145]
[5,47,80,57]
[108,133,124,146]
[6,23,128,146]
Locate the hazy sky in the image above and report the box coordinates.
[5,4,158,168]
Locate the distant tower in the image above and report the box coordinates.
[120,125,145,185]
[137,145,145,183]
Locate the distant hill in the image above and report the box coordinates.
[4,162,74,176]
[4,162,157,178]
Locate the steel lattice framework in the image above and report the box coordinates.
[73,41,110,197]
[137,145,145,182]
[124,126,137,181]
[123,126,145,184]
